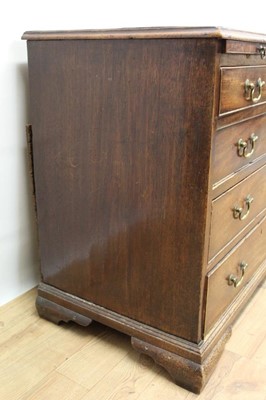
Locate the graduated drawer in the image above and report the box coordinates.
[205,215,266,332]
[225,40,266,57]
[219,66,266,115]
[212,114,266,186]
[209,164,266,260]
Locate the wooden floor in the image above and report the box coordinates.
[1,283,266,400]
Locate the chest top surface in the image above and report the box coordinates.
[22,26,266,42]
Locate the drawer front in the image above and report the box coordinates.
[205,215,266,332]
[209,164,266,260]
[220,66,266,115]
[225,40,266,57]
[212,114,266,186]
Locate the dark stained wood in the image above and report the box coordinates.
[211,155,266,199]
[22,27,266,42]
[25,124,37,220]
[220,54,266,67]
[219,66,266,115]
[217,106,266,129]
[24,28,266,393]
[202,260,266,355]
[205,216,266,332]
[219,53,266,67]
[212,114,266,185]
[131,327,232,394]
[36,260,266,359]
[225,39,266,55]
[209,165,266,260]
[36,295,92,326]
[36,282,207,364]
[37,283,203,363]
[27,38,218,343]
[22,27,224,40]
[207,211,266,272]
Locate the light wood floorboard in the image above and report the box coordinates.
[0,283,265,399]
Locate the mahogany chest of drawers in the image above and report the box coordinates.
[22,27,266,393]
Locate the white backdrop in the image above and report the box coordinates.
[1,0,266,305]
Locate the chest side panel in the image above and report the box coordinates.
[28,38,217,342]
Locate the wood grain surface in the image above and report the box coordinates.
[24,29,266,394]
[27,38,218,342]
[212,114,266,185]
[209,164,266,260]
[22,26,266,42]
[205,216,266,331]
[225,39,266,55]
[219,66,266,115]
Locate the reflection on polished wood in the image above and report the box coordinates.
[22,27,266,393]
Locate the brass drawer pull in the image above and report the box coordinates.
[237,133,259,158]
[244,77,265,103]
[233,194,254,220]
[228,261,248,288]
[257,45,266,59]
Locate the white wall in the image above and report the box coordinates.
[1,0,266,306]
